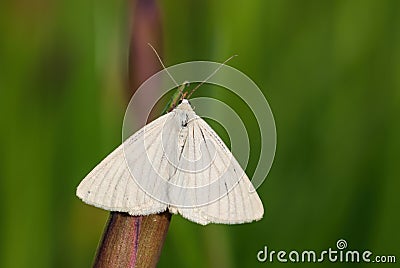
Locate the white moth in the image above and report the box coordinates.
[76,98,263,225]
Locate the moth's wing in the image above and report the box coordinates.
[170,117,264,225]
[177,178,264,225]
[76,113,172,216]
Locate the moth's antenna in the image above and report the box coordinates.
[186,54,237,99]
[178,81,190,97]
[170,81,190,110]
[148,43,179,87]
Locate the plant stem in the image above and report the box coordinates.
[93,213,140,268]
[135,212,172,267]
[93,212,171,268]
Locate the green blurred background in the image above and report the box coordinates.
[1,0,399,267]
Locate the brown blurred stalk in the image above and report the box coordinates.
[93,0,172,267]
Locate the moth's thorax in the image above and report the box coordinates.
[173,100,196,127]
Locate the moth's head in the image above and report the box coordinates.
[176,98,193,111]
[179,99,190,105]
